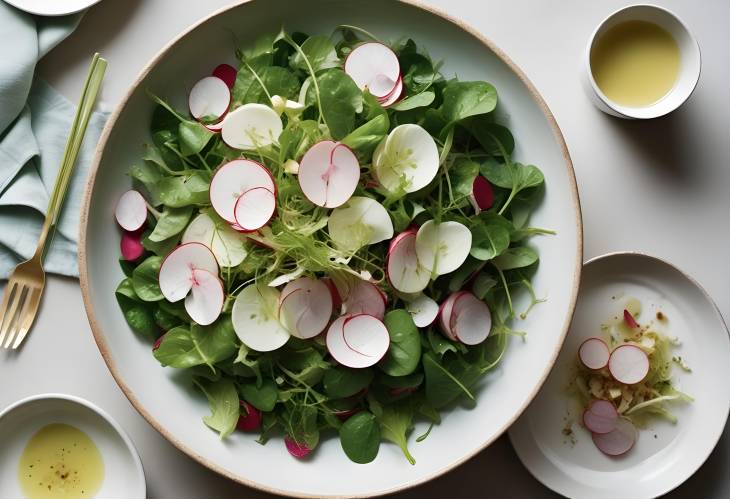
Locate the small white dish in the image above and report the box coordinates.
[509,252,730,499]
[3,0,102,16]
[0,394,146,499]
[583,4,701,119]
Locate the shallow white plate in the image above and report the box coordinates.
[78,0,582,496]
[510,252,730,499]
[3,0,102,16]
[0,394,145,499]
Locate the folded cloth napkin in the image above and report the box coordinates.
[0,1,108,279]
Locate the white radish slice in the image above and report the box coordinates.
[234,187,276,231]
[205,119,225,132]
[379,77,403,108]
[326,314,390,368]
[232,283,290,352]
[583,399,618,435]
[158,243,219,302]
[182,213,248,267]
[298,141,360,208]
[578,337,610,370]
[322,277,343,312]
[373,124,439,193]
[209,159,275,223]
[415,220,472,276]
[344,42,400,98]
[608,344,650,384]
[386,229,430,293]
[221,103,283,150]
[327,196,393,251]
[212,63,237,89]
[469,176,494,213]
[278,277,333,339]
[406,294,439,327]
[449,292,491,345]
[439,291,466,341]
[184,268,224,325]
[268,268,305,288]
[592,417,637,456]
[342,280,386,320]
[115,190,147,231]
[188,76,231,123]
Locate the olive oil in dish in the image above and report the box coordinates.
[18,423,104,499]
[591,20,680,107]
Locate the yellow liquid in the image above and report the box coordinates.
[18,424,104,499]
[591,20,680,107]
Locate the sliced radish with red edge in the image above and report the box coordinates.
[182,212,248,267]
[608,344,649,384]
[623,309,639,329]
[212,64,237,89]
[278,277,333,339]
[237,400,262,432]
[284,436,311,459]
[373,124,439,194]
[326,314,390,368]
[327,196,393,251]
[448,292,491,345]
[578,337,610,370]
[115,190,147,231]
[342,280,386,320]
[592,417,637,456]
[232,283,290,352]
[209,159,275,223]
[379,76,403,108]
[221,103,282,150]
[184,268,224,325]
[406,294,439,328]
[322,277,342,313]
[344,42,400,98]
[415,220,472,276]
[386,229,430,293]
[298,141,360,208]
[120,229,145,261]
[188,76,230,124]
[583,399,618,434]
[158,243,218,302]
[439,291,466,341]
[469,176,495,213]
[234,186,276,231]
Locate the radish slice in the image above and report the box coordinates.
[158,243,219,302]
[268,268,305,288]
[234,187,276,231]
[209,159,275,223]
[221,103,282,150]
[578,337,610,370]
[188,76,230,123]
[326,314,390,368]
[232,283,290,352]
[583,399,618,435]
[115,190,147,231]
[212,63,237,89]
[344,42,400,98]
[322,277,343,313]
[415,220,472,276]
[469,176,494,213]
[448,292,491,345]
[182,213,248,267]
[342,280,386,320]
[327,196,393,251]
[439,291,467,341]
[184,268,224,325]
[284,436,311,459]
[298,141,360,208]
[205,120,225,132]
[386,229,430,293]
[608,344,650,384]
[120,229,145,261]
[623,309,639,329]
[373,124,439,194]
[278,277,333,339]
[592,417,637,456]
[379,77,403,108]
[406,294,439,327]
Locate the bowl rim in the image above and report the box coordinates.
[0,392,146,494]
[77,0,583,496]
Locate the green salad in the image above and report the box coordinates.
[113,25,550,464]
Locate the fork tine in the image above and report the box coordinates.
[2,284,27,348]
[11,287,42,349]
[0,282,19,347]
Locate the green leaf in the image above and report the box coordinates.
[426,329,458,357]
[115,279,158,340]
[153,318,238,368]
[380,310,421,377]
[129,162,163,206]
[194,378,239,439]
[148,206,193,242]
[341,113,389,154]
[284,404,320,451]
[178,120,213,157]
[423,352,480,408]
[449,159,480,200]
[339,412,380,464]
[467,121,515,157]
[376,399,416,465]
[279,120,322,162]
[492,246,539,270]
[323,366,373,398]
[131,256,163,301]
[316,68,364,139]
[157,173,210,208]
[392,91,435,111]
[142,232,179,258]
[469,223,510,261]
[441,81,498,124]
[239,378,278,411]
[153,306,180,331]
[291,35,340,73]
[472,272,498,300]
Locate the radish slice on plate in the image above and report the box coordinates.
[406,294,439,327]
[344,42,400,98]
[158,243,219,302]
[182,212,248,267]
[284,436,311,459]
[278,277,333,339]
[188,76,231,124]
[268,268,305,288]
[448,292,491,345]
[386,229,430,293]
[592,417,637,456]
[373,124,439,194]
[327,196,393,251]
[379,77,403,108]
[342,279,386,320]
[221,103,282,150]
[469,176,494,213]
[582,399,618,435]
[322,277,343,312]
[205,120,225,132]
[326,314,390,368]
[415,220,472,276]
[234,187,276,231]
[298,141,360,208]
[184,268,225,325]
[209,159,275,223]
[212,63,237,89]
[232,283,290,352]
[578,337,610,370]
[624,309,639,329]
[115,190,147,231]
[608,344,650,384]
[120,229,145,262]
[438,291,466,341]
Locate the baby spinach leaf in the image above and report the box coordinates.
[316,68,363,139]
[153,317,238,369]
[472,272,498,300]
[115,279,158,340]
[426,329,458,357]
[479,158,513,189]
[339,411,380,464]
[153,306,180,331]
[467,120,515,157]
[380,310,421,376]
[376,399,415,465]
[492,246,539,270]
[449,159,480,200]
[131,256,163,301]
[286,404,320,451]
[244,66,300,104]
[142,232,178,258]
[291,35,339,73]
[441,81,498,124]
[129,162,163,206]
[148,206,193,242]
[323,366,373,398]
[157,173,210,208]
[448,256,484,292]
[469,223,510,261]
[239,378,278,411]
[423,352,480,408]
[392,91,435,111]
[341,113,389,154]
[279,120,322,162]
[178,120,213,157]
[194,377,239,439]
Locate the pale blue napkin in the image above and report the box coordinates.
[0,1,108,278]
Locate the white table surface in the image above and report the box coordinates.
[2,0,728,497]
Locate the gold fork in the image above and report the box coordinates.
[0,53,106,350]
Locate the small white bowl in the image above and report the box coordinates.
[583,4,701,119]
[2,0,103,16]
[0,394,146,499]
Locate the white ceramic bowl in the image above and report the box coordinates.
[583,4,701,119]
[0,394,145,499]
[79,0,582,496]
[3,0,103,16]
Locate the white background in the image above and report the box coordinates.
[1,0,728,497]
